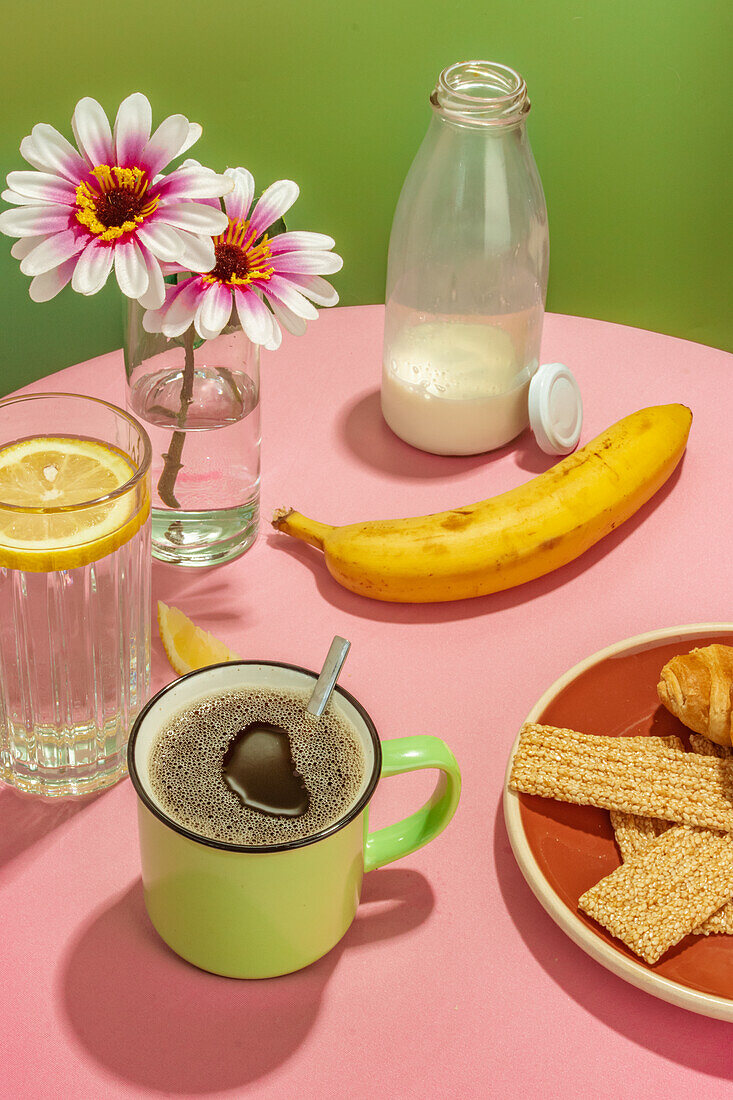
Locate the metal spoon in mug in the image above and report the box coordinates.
[306,636,351,717]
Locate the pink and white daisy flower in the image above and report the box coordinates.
[0,93,232,308]
[142,167,342,350]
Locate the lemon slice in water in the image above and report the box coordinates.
[158,601,241,676]
[0,436,147,571]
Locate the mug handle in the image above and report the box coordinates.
[364,736,461,872]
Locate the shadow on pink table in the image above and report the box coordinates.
[493,798,733,1083]
[58,866,433,1092]
[0,787,100,875]
[338,388,557,480]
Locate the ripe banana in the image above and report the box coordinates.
[272,404,692,603]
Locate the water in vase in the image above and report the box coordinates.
[129,360,260,567]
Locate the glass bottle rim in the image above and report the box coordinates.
[430,60,530,127]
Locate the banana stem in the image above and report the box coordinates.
[271,508,333,551]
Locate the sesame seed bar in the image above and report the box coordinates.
[610,811,671,861]
[608,736,683,860]
[689,734,732,759]
[509,723,733,832]
[579,826,733,964]
[688,734,733,934]
[694,903,733,936]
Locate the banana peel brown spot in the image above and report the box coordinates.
[441,512,474,531]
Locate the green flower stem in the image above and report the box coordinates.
[157,325,195,509]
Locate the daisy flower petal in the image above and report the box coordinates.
[136,222,186,263]
[21,125,88,183]
[264,274,319,320]
[20,229,86,276]
[234,287,277,347]
[2,190,42,207]
[29,258,77,303]
[141,114,191,178]
[114,92,152,168]
[71,97,114,168]
[0,205,71,238]
[156,164,234,201]
[268,296,308,337]
[71,240,114,296]
[141,306,165,333]
[136,246,165,310]
[11,236,43,260]
[158,278,207,337]
[114,238,149,299]
[5,172,77,206]
[195,281,233,340]
[142,278,190,334]
[264,319,283,351]
[268,231,336,254]
[271,250,343,276]
[162,201,229,236]
[172,228,217,272]
[284,273,340,307]
[223,167,254,223]
[249,180,299,238]
[177,123,203,160]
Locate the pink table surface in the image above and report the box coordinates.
[3,306,733,1098]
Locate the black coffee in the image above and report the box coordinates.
[147,686,367,846]
[222,722,310,818]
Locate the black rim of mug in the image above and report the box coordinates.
[127,660,383,854]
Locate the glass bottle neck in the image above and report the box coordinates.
[430,61,530,130]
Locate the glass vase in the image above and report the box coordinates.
[124,299,261,568]
[382,60,549,456]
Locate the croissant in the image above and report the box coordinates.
[657,644,733,748]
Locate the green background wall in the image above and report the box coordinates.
[0,0,730,394]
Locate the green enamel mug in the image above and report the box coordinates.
[127,660,461,978]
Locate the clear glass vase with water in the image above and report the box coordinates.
[382,60,549,456]
[125,299,261,567]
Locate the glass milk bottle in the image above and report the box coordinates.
[382,61,549,455]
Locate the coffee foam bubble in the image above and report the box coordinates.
[147,686,367,846]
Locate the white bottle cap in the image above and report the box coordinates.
[528,362,583,455]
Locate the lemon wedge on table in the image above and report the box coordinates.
[158,602,241,676]
[0,436,147,572]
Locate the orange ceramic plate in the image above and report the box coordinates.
[503,623,733,1021]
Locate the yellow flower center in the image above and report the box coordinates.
[203,219,274,287]
[75,166,159,241]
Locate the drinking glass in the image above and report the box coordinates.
[0,393,152,798]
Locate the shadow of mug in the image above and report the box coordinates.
[59,866,434,1094]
